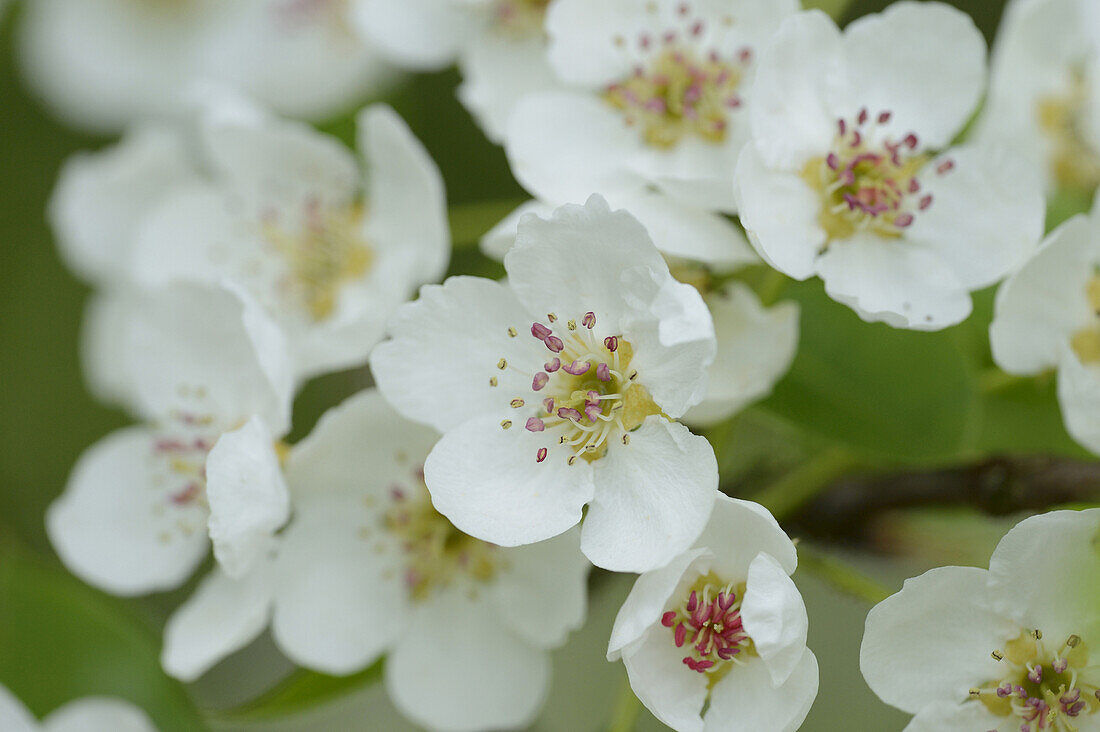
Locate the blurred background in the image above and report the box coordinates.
[2,0,1083,730]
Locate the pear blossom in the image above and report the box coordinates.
[17,0,395,133]
[480,206,795,426]
[352,0,560,142]
[504,0,799,214]
[735,4,1045,330]
[48,282,294,595]
[372,195,719,572]
[976,0,1100,194]
[161,389,589,732]
[990,207,1100,456]
[53,102,449,383]
[860,508,1100,731]
[608,495,819,732]
[0,683,155,732]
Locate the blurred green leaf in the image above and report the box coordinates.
[1046,187,1093,232]
[0,541,205,731]
[215,661,383,723]
[969,376,1089,458]
[759,280,977,462]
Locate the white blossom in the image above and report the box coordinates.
[0,683,155,732]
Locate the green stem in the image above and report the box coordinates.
[608,676,643,732]
[796,546,894,605]
[754,447,861,521]
[977,368,1027,395]
[756,267,790,307]
[447,198,528,250]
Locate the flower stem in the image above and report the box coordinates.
[796,545,894,605]
[608,675,643,732]
[754,447,861,521]
[977,367,1028,395]
[756,267,790,306]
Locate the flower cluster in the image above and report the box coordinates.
[19,0,1100,730]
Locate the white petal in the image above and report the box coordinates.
[205,417,288,579]
[637,135,745,216]
[704,648,819,732]
[123,283,293,434]
[1058,351,1100,456]
[734,145,826,280]
[740,553,808,686]
[0,684,36,732]
[271,497,407,674]
[905,699,1008,732]
[385,590,551,732]
[583,418,717,572]
[458,33,559,144]
[990,215,1100,375]
[479,200,557,261]
[837,2,985,150]
[285,388,439,503]
[504,92,646,204]
[686,285,799,426]
[907,145,1044,290]
[608,548,712,659]
[544,0,652,86]
[621,628,709,732]
[987,508,1100,645]
[47,427,209,596]
[79,290,141,411]
[748,10,842,170]
[360,104,450,286]
[161,563,276,682]
[816,233,972,331]
[490,528,590,650]
[42,698,156,732]
[860,566,1017,713]
[49,126,194,284]
[371,276,538,433]
[424,415,596,547]
[351,0,480,70]
[697,495,798,579]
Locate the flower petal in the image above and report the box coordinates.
[458,33,558,144]
[271,497,407,674]
[696,495,798,579]
[480,200,558,261]
[47,427,209,596]
[371,276,539,433]
[1057,351,1100,456]
[860,566,1016,713]
[583,418,717,572]
[42,698,156,732]
[837,1,986,150]
[740,552,808,686]
[904,698,1009,732]
[621,628,708,732]
[816,233,972,331]
[385,589,551,732]
[161,563,276,682]
[490,528,590,650]
[205,416,288,579]
[704,648,819,732]
[0,684,36,732]
[351,0,480,70]
[686,285,799,426]
[423,415,595,547]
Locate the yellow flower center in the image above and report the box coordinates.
[1038,67,1100,192]
[1071,276,1100,364]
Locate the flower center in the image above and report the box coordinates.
[662,573,753,688]
[493,0,549,34]
[496,312,663,465]
[262,198,373,322]
[603,5,748,149]
[1070,275,1100,364]
[801,108,953,243]
[1038,66,1100,191]
[383,469,502,601]
[969,629,1100,731]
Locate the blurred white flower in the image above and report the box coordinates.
[0,683,156,732]
[372,195,719,572]
[52,102,449,383]
[990,206,1100,456]
[976,0,1100,194]
[18,0,395,133]
[162,390,590,732]
[608,495,819,732]
[860,509,1100,731]
[503,0,798,214]
[352,0,560,142]
[48,282,294,595]
[735,3,1045,330]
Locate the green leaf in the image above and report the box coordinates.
[215,661,384,723]
[0,542,205,732]
[970,376,1090,458]
[759,279,976,462]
